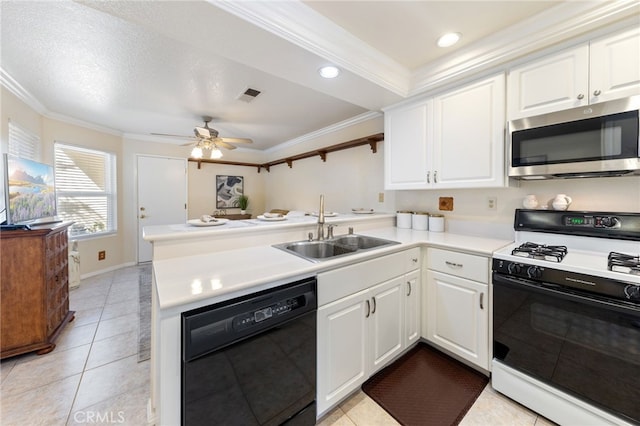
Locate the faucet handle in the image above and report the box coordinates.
[348,227,354,235]
[327,224,337,238]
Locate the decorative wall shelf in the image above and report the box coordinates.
[189,133,384,172]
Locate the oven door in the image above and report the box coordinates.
[493,273,640,424]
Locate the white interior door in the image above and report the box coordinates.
[137,156,187,263]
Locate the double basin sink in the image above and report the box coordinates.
[273,234,400,262]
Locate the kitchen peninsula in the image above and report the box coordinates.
[144,212,511,425]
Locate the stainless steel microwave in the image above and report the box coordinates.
[508,96,640,179]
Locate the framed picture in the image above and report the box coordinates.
[216,175,244,208]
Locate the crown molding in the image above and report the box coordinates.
[264,111,382,155]
[46,112,123,137]
[1,67,48,114]
[211,0,411,96]
[409,0,640,96]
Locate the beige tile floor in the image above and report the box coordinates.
[1,265,554,426]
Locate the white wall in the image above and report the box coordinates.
[263,115,395,214]
[395,176,640,239]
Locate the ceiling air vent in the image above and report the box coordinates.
[237,87,261,103]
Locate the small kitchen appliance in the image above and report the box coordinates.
[492,209,640,425]
[508,96,640,179]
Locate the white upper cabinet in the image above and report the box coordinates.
[432,73,506,188]
[384,100,431,189]
[508,26,640,120]
[384,73,506,190]
[589,26,640,103]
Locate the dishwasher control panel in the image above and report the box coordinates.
[233,297,302,330]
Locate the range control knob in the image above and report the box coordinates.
[624,285,640,302]
[527,266,542,279]
[600,217,620,228]
[507,263,522,274]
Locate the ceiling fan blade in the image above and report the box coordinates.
[180,141,197,147]
[216,141,237,150]
[220,137,253,144]
[151,132,193,138]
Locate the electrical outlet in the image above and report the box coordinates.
[378,192,384,203]
[98,250,106,261]
[488,196,497,210]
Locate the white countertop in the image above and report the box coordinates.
[143,212,396,242]
[153,225,512,311]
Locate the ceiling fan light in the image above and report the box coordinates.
[191,146,203,159]
[437,32,462,47]
[210,147,223,159]
[318,65,340,79]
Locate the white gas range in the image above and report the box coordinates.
[491,209,640,426]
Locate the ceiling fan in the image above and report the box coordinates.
[153,116,252,159]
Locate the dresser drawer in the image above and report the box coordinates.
[427,248,489,283]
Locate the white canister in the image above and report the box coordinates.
[412,212,429,231]
[429,214,445,232]
[396,211,413,229]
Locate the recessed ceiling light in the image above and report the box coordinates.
[318,65,340,79]
[437,32,462,48]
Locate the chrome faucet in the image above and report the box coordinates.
[316,194,325,240]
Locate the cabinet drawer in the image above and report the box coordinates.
[427,248,489,283]
[318,250,410,306]
[405,247,421,271]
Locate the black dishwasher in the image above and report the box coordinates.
[181,277,317,426]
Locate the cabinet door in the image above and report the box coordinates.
[369,276,404,373]
[384,100,432,189]
[426,270,489,369]
[590,26,640,103]
[317,289,368,416]
[403,270,420,348]
[507,45,589,119]
[433,73,506,188]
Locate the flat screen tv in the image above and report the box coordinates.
[3,154,57,225]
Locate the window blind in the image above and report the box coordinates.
[8,120,40,160]
[54,143,117,238]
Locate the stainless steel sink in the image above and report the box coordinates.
[329,234,396,250]
[273,234,399,262]
[283,241,357,259]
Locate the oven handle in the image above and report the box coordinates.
[493,272,640,316]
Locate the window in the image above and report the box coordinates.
[54,143,117,238]
[8,119,40,160]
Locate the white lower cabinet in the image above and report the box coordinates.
[424,248,490,370]
[317,248,421,416]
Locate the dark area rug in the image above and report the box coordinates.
[138,265,152,362]
[362,343,488,426]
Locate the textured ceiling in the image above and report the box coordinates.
[2,0,634,151]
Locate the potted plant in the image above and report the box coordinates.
[238,195,249,214]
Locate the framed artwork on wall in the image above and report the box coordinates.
[216,175,244,208]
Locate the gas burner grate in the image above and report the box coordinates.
[608,252,640,275]
[512,242,568,262]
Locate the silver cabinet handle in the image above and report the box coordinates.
[480,293,484,310]
[365,300,370,318]
[412,258,418,264]
[434,171,438,183]
[577,93,584,100]
[593,89,601,96]
[445,261,463,268]
[371,297,376,314]
[407,281,412,296]
[427,171,431,183]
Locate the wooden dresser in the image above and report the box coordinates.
[1,223,75,359]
